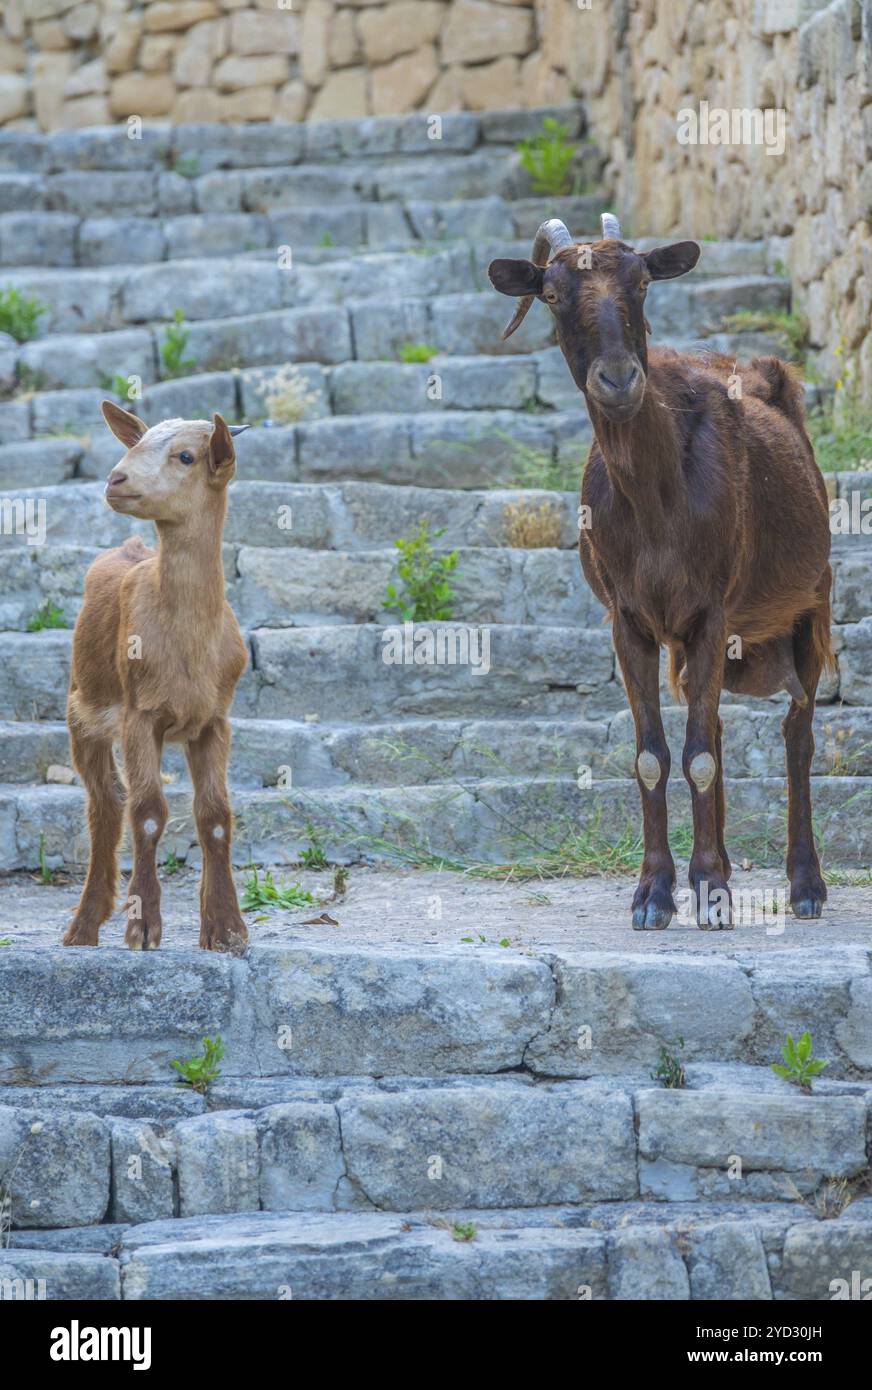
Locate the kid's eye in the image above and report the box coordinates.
[179,451,194,465]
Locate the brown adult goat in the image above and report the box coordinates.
[489,215,833,929]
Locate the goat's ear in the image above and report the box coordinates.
[207,413,236,487]
[101,399,147,446]
[487,258,545,297]
[642,241,700,281]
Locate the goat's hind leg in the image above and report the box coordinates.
[783,610,827,919]
[63,699,126,946]
[185,717,248,955]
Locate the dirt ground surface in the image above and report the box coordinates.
[1,863,870,956]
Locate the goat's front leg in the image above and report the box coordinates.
[185,717,248,955]
[123,712,167,950]
[63,699,126,947]
[613,612,676,929]
[683,611,731,929]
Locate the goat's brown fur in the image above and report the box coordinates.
[490,232,833,929]
[64,402,249,953]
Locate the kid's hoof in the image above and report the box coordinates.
[62,925,99,947]
[792,897,824,919]
[698,901,734,930]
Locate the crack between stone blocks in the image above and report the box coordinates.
[332,1101,377,1212]
[519,949,561,1073]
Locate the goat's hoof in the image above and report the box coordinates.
[698,902,734,930]
[631,886,674,930]
[792,897,824,920]
[62,925,99,947]
[125,922,162,950]
[200,920,248,955]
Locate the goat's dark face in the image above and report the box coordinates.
[489,238,700,424]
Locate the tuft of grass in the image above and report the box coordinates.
[451,1221,477,1242]
[0,287,45,342]
[498,434,579,492]
[771,1031,828,1093]
[651,1037,686,1089]
[398,342,439,364]
[807,398,872,474]
[171,1035,224,1093]
[517,117,577,197]
[385,520,459,623]
[331,864,349,898]
[172,155,199,178]
[317,232,336,248]
[502,498,566,548]
[37,831,56,886]
[301,821,329,871]
[159,308,197,379]
[0,939,12,947]
[720,308,809,360]
[27,601,67,632]
[241,866,314,912]
[253,364,320,424]
[163,849,182,877]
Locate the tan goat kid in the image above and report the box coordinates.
[63,401,250,953]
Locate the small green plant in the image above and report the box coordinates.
[27,601,67,632]
[0,287,45,342]
[301,822,328,871]
[171,1035,225,1093]
[771,1032,829,1092]
[36,831,55,886]
[159,308,197,379]
[384,520,459,622]
[451,1221,477,1243]
[651,1037,686,1089]
[241,866,314,911]
[172,155,199,178]
[398,342,439,364]
[331,865,349,898]
[517,117,576,197]
[99,371,138,402]
[807,397,872,474]
[318,232,336,248]
[163,849,182,876]
[0,939,11,947]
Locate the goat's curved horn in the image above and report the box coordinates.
[501,217,574,340]
[601,212,622,240]
[228,424,250,436]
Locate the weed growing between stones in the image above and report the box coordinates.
[516,117,578,197]
[300,822,329,871]
[159,309,197,380]
[398,342,439,363]
[26,600,67,632]
[502,498,566,548]
[241,866,313,912]
[384,521,459,622]
[0,287,45,343]
[171,1037,225,1095]
[651,1037,686,1089]
[720,308,809,361]
[771,1032,829,1093]
[251,364,321,424]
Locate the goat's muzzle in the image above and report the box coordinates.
[586,354,646,423]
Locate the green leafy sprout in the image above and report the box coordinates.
[0,287,45,342]
[384,520,459,622]
[171,1035,225,1093]
[241,867,314,912]
[517,117,577,197]
[771,1032,829,1092]
[160,308,197,379]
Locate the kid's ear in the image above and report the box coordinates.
[642,241,701,281]
[208,413,237,487]
[487,258,546,297]
[101,399,147,447]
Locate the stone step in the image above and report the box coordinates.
[1,933,870,1083]
[0,623,617,725]
[8,701,872,792]
[0,408,592,489]
[3,537,871,635]
[2,769,872,872]
[0,240,778,335]
[2,1074,870,1236]
[0,480,582,551]
[6,1204,871,1300]
[4,276,788,394]
[0,194,610,268]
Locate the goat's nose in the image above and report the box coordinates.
[107,471,128,488]
[596,362,639,393]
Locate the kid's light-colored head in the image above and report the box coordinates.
[101,401,249,523]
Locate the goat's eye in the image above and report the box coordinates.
[178,451,194,466]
